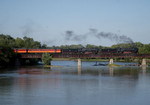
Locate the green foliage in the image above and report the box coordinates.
[1,33,150,67]
[59,44,84,49]
[0,34,43,67]
[134,42,144,48]
[23,36,41,48]
[19,58,39,65]
[139,44,150,54]
[41,44,47,48]
[15,37,25,48]
[111,43,135,48]
[42,53,52,65]
[0,34,16,48]
[86,44,98,48]
[0,47,16,67]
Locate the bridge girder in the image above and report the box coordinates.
[19,54,150,59]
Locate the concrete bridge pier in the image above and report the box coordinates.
[78,58,82,67]
[109,59,114,65]
[141,58,147,66]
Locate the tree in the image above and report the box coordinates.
[15,37,25,48]
[42,53,52,65]
[0,47,16,67]
[86,44,98,48]
[70,44,84,49]
[32,41,41,48]
[139,44,150,54]
[23,36,41,48]
[0,34,16,48]
[135,42,144,48]
[111,43,135,48]
[41,44,47,48]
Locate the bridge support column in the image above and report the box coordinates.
[141,58,147,66]
[78,58,82,67]
[109,59,113,65]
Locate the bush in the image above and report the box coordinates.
[42,53,52,65]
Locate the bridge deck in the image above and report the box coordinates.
[19,53,150,59]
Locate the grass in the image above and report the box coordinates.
[52,58,76,61]
[107,64,121,67]
[43,65,63,68]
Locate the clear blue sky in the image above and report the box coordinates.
[0,0,150,46]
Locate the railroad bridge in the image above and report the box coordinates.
[19,53,150,66]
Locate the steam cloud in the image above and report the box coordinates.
[21,20,43,37]
[65,31,87,42]
[65,29,134,44]
[21,20,35,36]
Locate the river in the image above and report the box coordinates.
[0,61,150,105]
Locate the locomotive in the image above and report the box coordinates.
[101,47,138,54]
[14,47,138,54]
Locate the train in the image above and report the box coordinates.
[101,47,138,54]
[14,49,61,53]
[13,47,139,54]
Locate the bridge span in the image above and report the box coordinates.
[19,53,150,59]
[18,53,150,67]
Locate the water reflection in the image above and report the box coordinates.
[1,61,150,105]
[109,67,114,76]
[141,66,146,74]
[78,66,81,75]
[16,67,61,92]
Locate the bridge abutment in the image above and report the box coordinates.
[109,59,114,65]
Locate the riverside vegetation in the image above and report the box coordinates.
[1,34,150,68]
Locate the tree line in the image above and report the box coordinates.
[0,34,45,68]
[0,34,150,68]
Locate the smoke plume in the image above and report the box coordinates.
[21,20,43,37]
[65,29,134,44]
[65,30,87,42]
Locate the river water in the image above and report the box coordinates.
[0,61,150,105]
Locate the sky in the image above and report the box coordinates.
[0,0,150,46]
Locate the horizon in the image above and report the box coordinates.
[0,33,145,48]
[0,0,150,46]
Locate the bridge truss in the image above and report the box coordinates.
[19,53,150,59]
